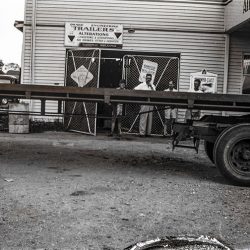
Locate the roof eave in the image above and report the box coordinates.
[14,20,24,33]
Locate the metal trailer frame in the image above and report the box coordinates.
[0,83,250,186]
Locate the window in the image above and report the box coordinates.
[242,54,250,94]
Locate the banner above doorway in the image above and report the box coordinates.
[65,23,123,48]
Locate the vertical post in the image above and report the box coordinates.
[58,100,62,114]
[41,99,46,116]
[222,34,230,116]
[30,0,37,116]
[223,34,230,95]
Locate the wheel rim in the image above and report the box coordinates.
[228,139,250,177]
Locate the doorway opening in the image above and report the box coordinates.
[97,50,180,135]
[97,51,124,133]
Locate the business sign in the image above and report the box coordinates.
[225,0,250,31]
[65,23,123,48]
[243,0,250,13]
[139,60,158,84]
[190,70,217,93]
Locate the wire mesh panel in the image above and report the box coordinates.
[122,55,179,136]
[64,49,100,135]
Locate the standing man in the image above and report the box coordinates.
[134,73,156,136]
[164,81,178,136]
[110,79,126,137]
[185,78,203,122]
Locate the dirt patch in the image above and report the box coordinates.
[0,132,249,249]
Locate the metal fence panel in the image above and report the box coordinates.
[64,49,100,135]
[122,55,179,136]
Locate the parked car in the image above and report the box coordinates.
[0,74,19,107]
[0,74,20,131]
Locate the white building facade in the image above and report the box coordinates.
[20,0,250,134]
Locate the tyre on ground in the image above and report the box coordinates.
[213,124,250,186]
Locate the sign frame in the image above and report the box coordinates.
[65,23,123,48]
[139,60,158,85]
[190,69,217,93]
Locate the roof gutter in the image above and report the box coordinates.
[14,21,24,32]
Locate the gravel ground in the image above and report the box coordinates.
[0,132,249,250]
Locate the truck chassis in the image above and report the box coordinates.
[0,83,250,186]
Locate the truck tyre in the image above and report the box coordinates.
[213,124,250,186]
[204,140,214,163]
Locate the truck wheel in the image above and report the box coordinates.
[204,141,214,163]
[213,124,250,186]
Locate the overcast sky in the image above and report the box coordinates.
[0,0,25,65]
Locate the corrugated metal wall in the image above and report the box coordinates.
[30,0,225,31]
[22,0,226,116]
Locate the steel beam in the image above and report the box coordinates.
[0,83,250,112]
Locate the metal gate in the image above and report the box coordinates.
[121,55,179,136]
[64,49,100,135]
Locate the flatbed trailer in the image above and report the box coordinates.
[0,83,250,186]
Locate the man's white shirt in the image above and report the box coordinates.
[164,88,178,93]
[134,82,156,91]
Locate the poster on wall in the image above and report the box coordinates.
[190,69,217,93]
[65,23,123,48]
[139,60,158,84]
[71,65,94,87]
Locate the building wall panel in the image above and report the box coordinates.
[24,0,225,32]
[22,0,226,117]
[23,28,226,115]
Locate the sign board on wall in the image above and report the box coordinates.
[190,70,217,93]
[225,0,250,31]
[139,60,158,84]
[243,0,250,13]
[71,65,94,87]
[65,23,123,48]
